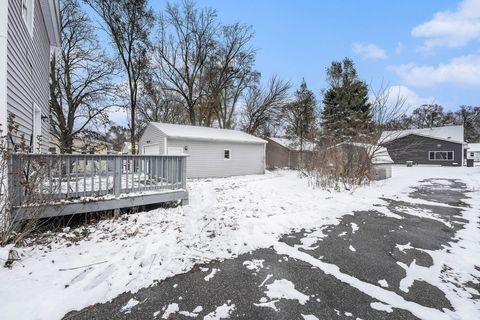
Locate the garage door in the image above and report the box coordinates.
[143,144,160,155]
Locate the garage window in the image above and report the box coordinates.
[429,151,454,161]
[224,149,231,160]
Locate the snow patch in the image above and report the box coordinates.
[204,302,235,320]
[370,302,393,313]
[162,303,179,319]
[378,279,389,288]
[120,298,139,314]
[204,268,218,281]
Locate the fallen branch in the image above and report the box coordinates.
[58,260,108,271]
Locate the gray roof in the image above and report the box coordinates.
[381,125,464,144]
[468,143,480,152]
[150,122,267,144]
[267,137,316,151]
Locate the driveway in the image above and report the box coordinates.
[64,178,479,320]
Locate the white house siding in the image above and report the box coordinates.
[7,0,51,152]
[138,125,167,155]
[167,138,265,178]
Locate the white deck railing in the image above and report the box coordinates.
[9,154,188,207]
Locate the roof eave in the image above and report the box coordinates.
[40,0,61,47]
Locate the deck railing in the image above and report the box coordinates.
[9,153,188,207]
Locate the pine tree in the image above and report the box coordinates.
[321,58,373,143]
[285,80,317,151]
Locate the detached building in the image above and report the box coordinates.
[265,137,316,169]
[380,126,465,166]
[467,143,480,162]
[139,122,267,178]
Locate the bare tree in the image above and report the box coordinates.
[240,76,291,136]
[201,23,258,128]
[137,70,187,129]
[50,0,116,154]
[153,0,217,126]
[84,0,154,154]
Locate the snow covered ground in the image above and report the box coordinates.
[0,166,479,320]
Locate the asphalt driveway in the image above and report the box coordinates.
[64,178,479,320]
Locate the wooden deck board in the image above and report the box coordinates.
[13,189,189,220]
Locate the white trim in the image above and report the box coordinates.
[22,0,35,38]
[428,150,454,161]
[0,0,8,137]
[32,103,42,153]
[0,1,8,202]
[224,149,231,160]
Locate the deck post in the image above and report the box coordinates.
[113,156,122,198]
[181,156,187,189]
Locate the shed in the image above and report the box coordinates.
[265,137,316,169]
[139,122,267,178]
[467,143,480,162]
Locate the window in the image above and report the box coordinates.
[22,0,35,37]
[32,103,42,152]
[224,149,231,160]
[429,151,454,161]
[471,152,475,157]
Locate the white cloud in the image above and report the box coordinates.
[384,85,435,112]
[352,43,387,60]
[412,0,480,50]
[388,54,480,86]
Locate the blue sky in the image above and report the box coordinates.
[101,0,480,124]
[148,0,479,111]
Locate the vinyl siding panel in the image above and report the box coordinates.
[138,124,167,155]
[7,0,51,152]
[167,138,265,178]
[382,135,463,166]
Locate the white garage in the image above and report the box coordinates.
[139,122,267,178]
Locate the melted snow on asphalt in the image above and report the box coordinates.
[0,166,479,319]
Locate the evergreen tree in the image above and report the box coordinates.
[321,58,373,143]
[285,80,317,151]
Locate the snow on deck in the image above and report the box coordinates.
[0,166,479,319]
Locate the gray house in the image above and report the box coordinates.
[0,0,61,153]
[139,122,267,178]
[380,126,465,166]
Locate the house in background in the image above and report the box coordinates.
[467,143,480,162]
[49,136,114,154]
[265,137,316,169]
[139,122,267,178]
[380,126,465,166]
[0,0,61,153]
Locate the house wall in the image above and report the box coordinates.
[382,135,463,166]
[266,139,290,169]
[7,0,51,152]
[467,151,480,162]
[167,138,265,178]
[138,124,167,155]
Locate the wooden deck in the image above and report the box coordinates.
[9,154,188,220]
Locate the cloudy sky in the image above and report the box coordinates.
[149,0,479,112]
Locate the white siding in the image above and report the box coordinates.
[167,138,265,178]
[138,124,167,155]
